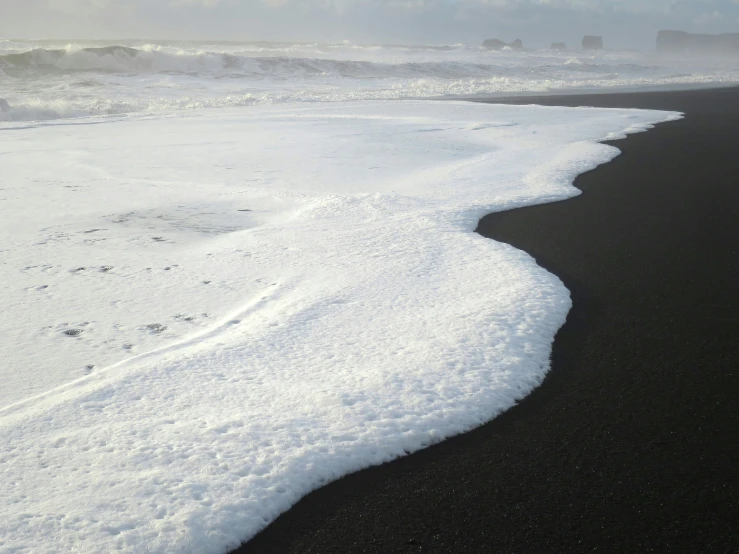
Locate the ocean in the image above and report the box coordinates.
[0,38,712,554]
[2,39,738,123]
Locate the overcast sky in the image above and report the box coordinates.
[2,0,739,49]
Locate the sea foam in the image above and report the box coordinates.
[0,100,679,553]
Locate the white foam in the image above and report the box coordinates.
[0,101,678,553]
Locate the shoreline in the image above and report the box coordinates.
[234,86,739,552]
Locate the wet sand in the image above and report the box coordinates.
[234,87,739,553]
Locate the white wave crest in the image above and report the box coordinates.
[0,44,652,79]
[2,40,739,125]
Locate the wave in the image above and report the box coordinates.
[0,45,234,75]
[4,71,726,124]
[0,44,654,79]
[3,42,733,125]
[0,95,248,123]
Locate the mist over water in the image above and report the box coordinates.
[1,38,738,122]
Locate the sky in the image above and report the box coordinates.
[1,0,739,49]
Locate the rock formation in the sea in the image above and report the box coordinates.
[483,38,523,50]
[0,98,10,113]
[551,42,567,51]
[482,39,506,50]
[657,30,739,54]
[582,36,604,50]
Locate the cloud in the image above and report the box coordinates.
[46,0,112,14]
[170,0,222,6]
[2,0,739,47]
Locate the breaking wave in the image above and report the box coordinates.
[0,44,655,80]
[2,41,738,124]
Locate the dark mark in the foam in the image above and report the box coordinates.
[63,329,83,337]
[176,314,196,322]
[145,323,167,333]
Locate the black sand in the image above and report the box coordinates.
[234,87,739,553]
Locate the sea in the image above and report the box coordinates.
[2,39,738,123]
[0,38,722,554]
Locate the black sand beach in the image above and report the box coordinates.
[235,87,739,552]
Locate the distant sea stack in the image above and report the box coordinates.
[508,39,523,49]
[482,38,523,50]
[582,36,604,50]
[551,42,567,51]
[657,30,739,54]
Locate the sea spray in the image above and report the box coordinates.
[1,39,737,123]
